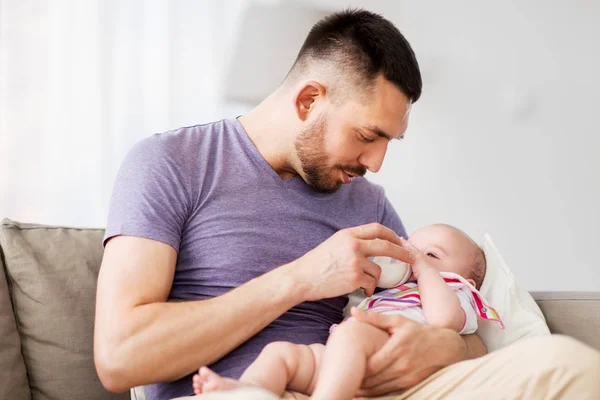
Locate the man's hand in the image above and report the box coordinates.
[287,223,415,301]
[351,307,472,397]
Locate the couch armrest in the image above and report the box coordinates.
[532,291,600,351]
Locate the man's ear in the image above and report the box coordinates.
[467,278,477,288]
[294,80,326,121]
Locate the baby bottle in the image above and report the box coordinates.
[371,256,412,288]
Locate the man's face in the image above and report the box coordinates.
[294,75,411,193]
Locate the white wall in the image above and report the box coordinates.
[355,1,600,291]
[2,0,599,291]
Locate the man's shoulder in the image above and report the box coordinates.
[141,119,232,153]
[129,119,236,168]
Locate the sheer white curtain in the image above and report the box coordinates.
[1,0,246,227]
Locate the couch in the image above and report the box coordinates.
[1,219,599,400]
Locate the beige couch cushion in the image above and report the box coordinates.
[0,238,31,400]
[533,291,600,351]
[0,219,128,400]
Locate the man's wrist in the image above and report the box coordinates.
[266,261,306,306]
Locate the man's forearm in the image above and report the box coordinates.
[463,333,487,359]
[95,264,303,392]
[430,329,487,371]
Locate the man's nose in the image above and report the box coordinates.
[360,143,388,173]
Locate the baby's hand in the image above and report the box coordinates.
[399,238,434,280]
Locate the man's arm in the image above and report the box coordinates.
[94,236,304,393]
[94,223,415,393]
[464,332,487,359]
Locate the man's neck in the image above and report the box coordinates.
[238,94,300,180]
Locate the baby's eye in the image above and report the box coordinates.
[426,252,439,259]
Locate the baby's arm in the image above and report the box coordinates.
[416,266,465,332]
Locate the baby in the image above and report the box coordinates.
[192,224,504,400]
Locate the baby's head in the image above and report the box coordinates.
[408,224,486,289]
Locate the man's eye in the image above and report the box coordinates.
[359,134,375,143]
[426,252,439,259]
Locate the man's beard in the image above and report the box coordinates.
[294,115,366,194]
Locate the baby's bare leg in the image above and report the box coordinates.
[311,321,390,400]
[239,341,325,396]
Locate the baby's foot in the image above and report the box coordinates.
[192,366,252,394]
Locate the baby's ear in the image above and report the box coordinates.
[466,278,477,288]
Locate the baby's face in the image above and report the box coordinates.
[407,224,478,286]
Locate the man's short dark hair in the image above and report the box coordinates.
[287,8,422,103]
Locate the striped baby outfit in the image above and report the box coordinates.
[340,272,504,335]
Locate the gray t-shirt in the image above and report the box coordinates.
[104,118,406,399]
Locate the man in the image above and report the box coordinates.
[95,9,600,400]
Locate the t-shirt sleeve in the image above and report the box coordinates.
[379,190,408,239]
[103,135,192,251]
[457,287,479,335]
